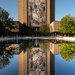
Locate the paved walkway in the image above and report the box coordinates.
[0,37,75,42]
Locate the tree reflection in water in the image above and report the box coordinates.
[59,43,75,62]
[22,40,50,54]
[39,40,50,51]
[0,44,15,69]
[22,41,34,53]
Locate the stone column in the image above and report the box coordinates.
[18,0,27,24]
[47,0,55,24]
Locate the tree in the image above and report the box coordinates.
[39,24,50,36]
[21,22,34,36]
[0,7,14,33]
[21,22,27,34]
[59,43,75,62]
[27,24,35,35]
[59,14,75,34]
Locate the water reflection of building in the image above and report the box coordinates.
[28,48,46,75]
[47,43,61,75]
[19,51,28,75]
[19,42,61,75]
[5,43,23,54]
[0,42,61,74]
[0,43,23,55]
[5,44,20,54]
[0,43,21,69]
[50,42,61,55]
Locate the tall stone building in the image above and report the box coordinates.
[18,0,55,26]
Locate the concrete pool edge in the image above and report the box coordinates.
[0,37,75,42]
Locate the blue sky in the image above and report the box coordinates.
[0,0,75,21]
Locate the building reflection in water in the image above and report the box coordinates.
[28,47,46,75]
[0,40,74,75]
[19,40,61,75]
[0,43,21,69]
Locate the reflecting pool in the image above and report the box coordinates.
[0,40,75,75]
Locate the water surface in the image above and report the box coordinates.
[0,40,75,75]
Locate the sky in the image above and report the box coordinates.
[0,0,75,21]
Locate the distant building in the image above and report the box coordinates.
[18,0,61,33]
[1,0,60,35]
[1,21,22,36]
[50,21,61,33]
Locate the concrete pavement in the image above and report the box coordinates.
[0,37,75,42]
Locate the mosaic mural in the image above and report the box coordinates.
[28,0,46,26]
[28,48,47,75]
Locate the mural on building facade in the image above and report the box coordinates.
[28,0,46,26]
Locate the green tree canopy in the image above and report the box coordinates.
[21,22,35,36]
[59,43,75,62]
[39,24,50,36]
[59,14,75,34]
[0,7,14,33]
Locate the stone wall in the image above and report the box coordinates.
[50,21,60,33]
[47,0,55,24]
[18,0,27,24]
[3,21,22,33]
